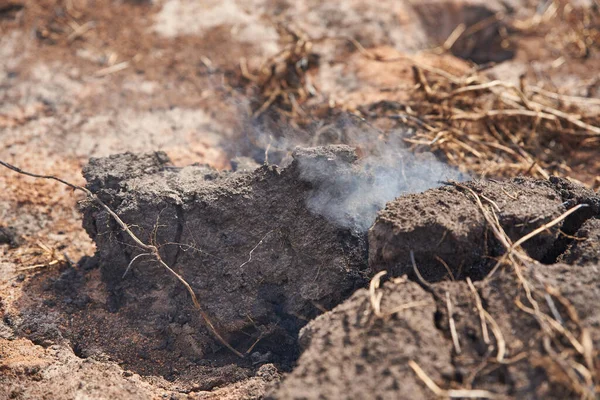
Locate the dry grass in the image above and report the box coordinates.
[240,24,320,123]
[364,66,600,181]
[387,1,600,182]
[513,0,600,59]
[451,183,599,399]
[240,2,600,186]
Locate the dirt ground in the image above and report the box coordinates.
[1,0,600,399]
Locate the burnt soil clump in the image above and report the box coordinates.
[369,177,600,281]
[9,147,600,399]
[80,146,368,363]
[273,173,600,399]
[273,261,600,399]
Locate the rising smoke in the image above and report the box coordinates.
[293,122,467,232]
[235,113,466,232]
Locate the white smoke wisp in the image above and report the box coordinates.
[295,128,467,232]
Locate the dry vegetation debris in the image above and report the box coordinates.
[241,1,600,188]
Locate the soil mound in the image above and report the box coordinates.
[6,152,600,399]
[80,146,368,361]
[272,177,600,399]
[369,177,600,281]
[272,260,600,399]
[272,279,449,400]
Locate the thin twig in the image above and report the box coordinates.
[446,291,462,354]
[511,204,588,250]
[409,360,497,398]
[369,270,387,318]
[0,159,244,358]
[441,23,467,51]
[95,61,129,77]
[238,230,275,269]
[467,277,490,345]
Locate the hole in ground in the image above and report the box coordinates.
[413,3,516,65]
[541,209,599,264]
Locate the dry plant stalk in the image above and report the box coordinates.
[0,160,244,358]
[368,271,432,319]
[241,24,318,121]
[446,291,462,355]
[409,360,497,399]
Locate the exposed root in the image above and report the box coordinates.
[0,159,245,358]
[122,252,153,279]
[410,250,433,291]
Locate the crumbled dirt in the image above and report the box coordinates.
[271,280,449,400]
[0,337,281,400]
[0,338,168,400]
